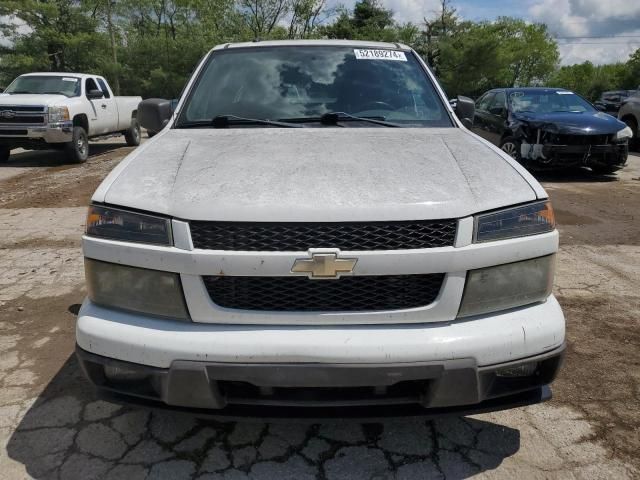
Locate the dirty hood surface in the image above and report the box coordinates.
[510,110,627,136]
[101,128,539,222]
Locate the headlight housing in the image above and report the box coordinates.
[86,205,172,245]
[474,201,555,243]
[614,126,633,142]
[458,255,555,318]
[85,259,189,320]
[48,106,70,123]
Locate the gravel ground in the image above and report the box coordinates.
[0,139,638,479]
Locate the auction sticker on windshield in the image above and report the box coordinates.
[354,49,407,61]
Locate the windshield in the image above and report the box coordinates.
[176,46,451,128]
[509,91,595,114]
[4,76,80,97]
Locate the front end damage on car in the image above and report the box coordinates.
[511,115,629,169]
[511,115,629,170]
[510,114,630,171]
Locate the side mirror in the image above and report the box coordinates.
[87,89,104,99]
[454,96,475,128]
[138,98,174,133]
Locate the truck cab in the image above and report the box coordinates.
[0,73,142,163]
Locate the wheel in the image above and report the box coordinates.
[125,119,141,146]
[591,164,622,175]
[0,146,10,163]
[65,126,89,163]
[500,136,521,161]
[147,130,157,138]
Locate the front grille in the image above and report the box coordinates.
[0,115,45,124]
[0,105,46,125]
[553,134,611,145]
[203,274,445,312]
[190,220,457,251]
[0,105,45,112]
[219,380,429,406]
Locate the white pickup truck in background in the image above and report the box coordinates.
[0,73,142,163]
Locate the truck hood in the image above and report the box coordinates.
[99,128,540,222]
[0,93,69,107]
[510,110,627,135]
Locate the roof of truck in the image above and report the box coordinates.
[212,39,412,51]
[19,72,104,79]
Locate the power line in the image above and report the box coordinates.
[554,35,640,40]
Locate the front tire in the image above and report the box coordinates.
[65,126,89,163]
[500,137,522,161]
[0,146,10,163]
[124,119,141,146]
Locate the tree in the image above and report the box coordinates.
[422,0,458,72]
[239,0,290,38]
[0,0,108,85]
[288,0,329,39]
[322,0,396,41]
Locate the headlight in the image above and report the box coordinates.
[48,106,70,123]
[474,201,555,243]
[458,255,555,318]
[86,205,172,245]
[614,126,633,141]
[85,259,189,320]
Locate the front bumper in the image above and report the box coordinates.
[76,296,565,415]
[77,344,564,418]
[0,121,73,146]
[536,142,628,168]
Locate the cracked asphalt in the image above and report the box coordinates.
[0,140,639,479]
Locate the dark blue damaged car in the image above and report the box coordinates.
[471,87,632,174]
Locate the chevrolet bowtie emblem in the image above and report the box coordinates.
[291,253,357,279]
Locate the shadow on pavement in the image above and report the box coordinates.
[1,143,127,168]
[7,354,521,480]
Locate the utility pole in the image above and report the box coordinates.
[106,0,119,95]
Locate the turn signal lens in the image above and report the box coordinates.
[474,201,555,243]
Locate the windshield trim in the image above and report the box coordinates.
[4,75,81,98]
[173,45,454,130]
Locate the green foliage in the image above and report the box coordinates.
[547,61,635,100]
[437,18,559,98]
[0,0,638,100]
[0,0,109,83]
[322,0,396,41]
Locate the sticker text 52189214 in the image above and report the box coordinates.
[354,49,407,61]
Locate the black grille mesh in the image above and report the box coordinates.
[0,115,45,124]
[190,221,457,251]
[203,274,444,312]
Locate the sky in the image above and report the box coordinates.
[332,0,640,65]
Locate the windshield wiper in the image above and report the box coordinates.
[282,112,400,127]
[6,91,31,94]
[211,115,301,128]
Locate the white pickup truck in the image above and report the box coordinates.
[0,73,141,163]
[78,40,565,418]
